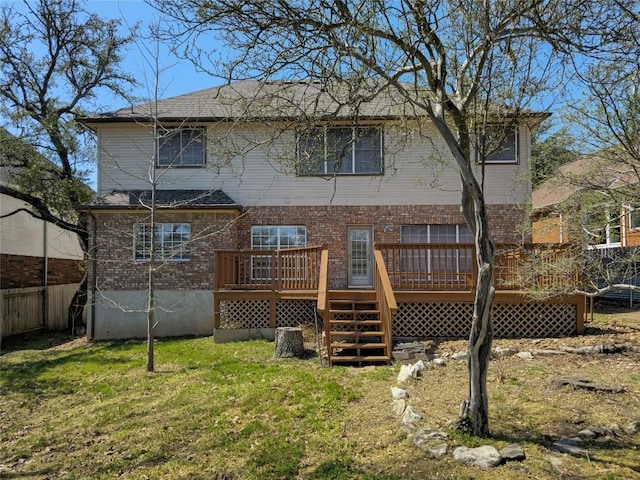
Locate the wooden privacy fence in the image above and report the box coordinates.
[1,283,80,337]
[214,245,324,291]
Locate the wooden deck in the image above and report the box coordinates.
[213,243,585,364]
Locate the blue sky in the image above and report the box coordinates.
[85,0,223,112]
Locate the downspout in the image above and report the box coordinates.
[43,219,48,330]
[89,209,97,341]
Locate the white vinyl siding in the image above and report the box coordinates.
[96,123,530,207]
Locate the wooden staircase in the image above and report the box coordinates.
[324,292,391,365]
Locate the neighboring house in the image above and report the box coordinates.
[532,154,640,304]
[0,130,85,336]
[82,80,585,362]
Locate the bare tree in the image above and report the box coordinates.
[0,0,135,331]
[528,2,640,302]
[148,0,632,436]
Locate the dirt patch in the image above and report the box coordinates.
[339,312,640,479]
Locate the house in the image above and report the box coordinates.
[532,154,640,304]
[81,80,585,362]
[0,129,85,336]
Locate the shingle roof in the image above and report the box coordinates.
[83,189,241,210]
[82,79,420,123]
[532,154,640,209]
[82,79,548,125]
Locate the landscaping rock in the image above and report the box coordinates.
[493,347,517,358]
[398,360,429,382]
[402,405,423,425]
[453,445,502,468]
[547,455,564,471]
[499,444,525,463]
[397,364,415,383]
[577,428,597,439]
[532,349,566,356]
[623,420,640,435]
[452,351,468,361]
[391,387,409,400]
[552,438,586,457]
[425,443,448,459]
[411,428,448,446]
[516,351,533,360]
[391,399,406,416]
[432,357,446,367]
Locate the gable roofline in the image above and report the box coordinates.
[80,79,550,127]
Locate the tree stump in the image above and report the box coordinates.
[274,327,304,358]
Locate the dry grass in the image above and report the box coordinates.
[1,309,639,479]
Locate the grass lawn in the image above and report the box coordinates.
[1,310,639,479]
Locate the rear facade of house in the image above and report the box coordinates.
[83,81,584,354]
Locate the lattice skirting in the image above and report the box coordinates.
[219,299,317,329]
[393,301,577,338]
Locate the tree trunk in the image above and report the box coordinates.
[459,176,495,438]
[274,327,304,358]
[465,262,494,437]
[68,273,88,334]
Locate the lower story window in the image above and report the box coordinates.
[251,226,307,280]
[134,223,191,261]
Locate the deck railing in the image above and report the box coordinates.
[214,245,324,291]
[375,243,476,290]
[374,250,397,353]
[376,243,581,291]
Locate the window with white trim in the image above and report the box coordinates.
[251,226,307,279]
[158,128,206,167]
[629,206,640,230]
[297,126,383,175]
[477,128,519,164]
[585,209,621,249]
[400,224,473,279]
[134,223,191,261]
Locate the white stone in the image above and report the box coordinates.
[432,358,447,366]
[453,445,502,468]
[452,351,468,361]
[402,405,423,425]
[391,399,406,416]
[493,347,517,358]
[391,387,409,399]
[397,364,414,383]
[516,351,533,360]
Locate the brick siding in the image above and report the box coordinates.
[237,204,527,289]
[91,204,525,291]
[91,210,237,291]
[0,254,85,289]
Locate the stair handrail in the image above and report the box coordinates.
[374,249,397,357]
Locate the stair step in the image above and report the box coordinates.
[330,355,390,363]
[330,342,387,349]
[329,331,383,337]
[329,319,382,325]
[329,308,380,315]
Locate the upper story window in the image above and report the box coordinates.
[158,128,206,167]
[297,126,383,175]
[134,223,191,261]
[477,128,519,164]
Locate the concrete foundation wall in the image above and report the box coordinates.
[89,290,213,340]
